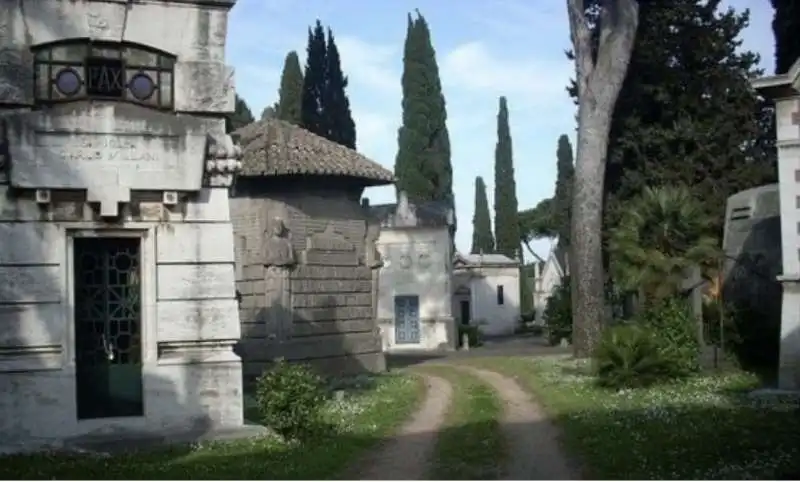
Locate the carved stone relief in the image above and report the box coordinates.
[362,220,383,268]
[262,216,295,268]
[301,224,358,266]
[398,253,412,270]
[417,252,432,269]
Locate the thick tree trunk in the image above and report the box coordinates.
[567,0,639,357]
[571,116,612,356]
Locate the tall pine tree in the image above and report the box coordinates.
[471,176,494,254]
[276,51,303,125]
[323,29,356,149]
[493,96,520,260]
[301,21,327,137]
[771,0,800,74]
[395,11,454,211]
[554,134,575,248]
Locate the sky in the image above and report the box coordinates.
[226,0,776,260]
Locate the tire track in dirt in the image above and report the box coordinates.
[344,374,453,480]
[456,366,579,480]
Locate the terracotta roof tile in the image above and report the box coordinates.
[233,118,394,185]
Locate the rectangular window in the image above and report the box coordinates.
[497,285,505,305]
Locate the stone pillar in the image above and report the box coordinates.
[752,58,800,390]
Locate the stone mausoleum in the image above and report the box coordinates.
[231,118,393,379]
[0,0,245,446]
[368,192,457,352]
[752,57,800,390]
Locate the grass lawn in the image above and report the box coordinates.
[0,373,424,480]
[416,365,507,480]
[467,355,800,480]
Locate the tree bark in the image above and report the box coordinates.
[567,0,639,357]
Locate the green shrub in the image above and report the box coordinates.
[544,276,572,345]
[594,324,672,389]
[255,359,327,440]
[635,297,700,375]
[458,324,481,347]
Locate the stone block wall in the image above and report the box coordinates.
[230,178,386,380]
[0,187,243,440]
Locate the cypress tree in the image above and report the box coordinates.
[225,94,254,133]
[493,96,520,260]
[471,176,494,254]
[596,1,775,238]
[301,21,326,137]
[323,29,356,149]
[771,0,800,74]
[554,135,575,248]
[395,11,454,210]
[276,51,303,125]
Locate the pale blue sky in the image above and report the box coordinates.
[226,0,775,259]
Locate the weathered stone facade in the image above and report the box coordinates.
[368,192,457,352]
[752,57,800,390]
[232,119,393,379]
[0,0,244,448]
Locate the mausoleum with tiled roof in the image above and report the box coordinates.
[229,119,393,380]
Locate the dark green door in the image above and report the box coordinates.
[74,237,144,419]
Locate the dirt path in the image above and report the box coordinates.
[456,366,579,480]
[345,374,453,480]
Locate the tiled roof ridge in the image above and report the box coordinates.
[234,118,394,184]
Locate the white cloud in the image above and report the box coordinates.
[441,41,573,102]
[352,109,396,165]
[336,36,400,96]
[468,1,568,42]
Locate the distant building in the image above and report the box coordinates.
[532,243,568,323]
[453,253,521,337]
[368,192,457,352]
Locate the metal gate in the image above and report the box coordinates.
[74,237,144,419]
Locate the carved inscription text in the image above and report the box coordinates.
[35,133,176,166]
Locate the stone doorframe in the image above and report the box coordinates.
[63,224,157,377]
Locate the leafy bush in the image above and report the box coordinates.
[635,297,700,375]
[255,359,327,440]
[594,324,672,389]
[544,276,572,346]
[458,324,481,347]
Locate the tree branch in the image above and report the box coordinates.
[567,0,595,89]
[594,0,640,101]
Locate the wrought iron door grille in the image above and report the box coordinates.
[74,238,142,367]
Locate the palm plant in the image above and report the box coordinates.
[609,185,720,304]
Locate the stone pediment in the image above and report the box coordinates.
[2,101,208,216]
